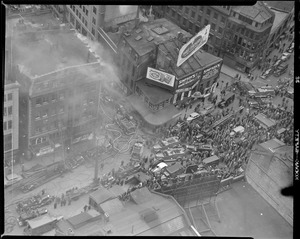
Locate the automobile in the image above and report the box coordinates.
[197,144,213,152]
[150,162,168,174]
[287,42,294,53]
[74,155,85,165]
[17,208,48,227]
[280,52,291,62]
[155,147,186,160]
[199,105,214,115]
[217,92,235,109]
[273,59,282,69]
[273,63,288,77]
[260,68,273,80]
[4,173,23,188]
[186,112,201,122]
[236,82,256,96]
[248,99,260,109]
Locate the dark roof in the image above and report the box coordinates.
[100,198,124,215]
[130,187,153,204]
[89,188,115,205]
[67,212,93,229]
[136,78,173,104]
[158,39,222,79]
[233,1,275,23]
[264,1,294,13]
[121,18,192,56]
[166,163,183,174]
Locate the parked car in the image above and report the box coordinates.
[74,155,85,165]
[150,162,168,174]
[4,173,23,188]
[273,63,288,77]
[186,112,201,122]
[280,52,291,62]
[260,68,273,80]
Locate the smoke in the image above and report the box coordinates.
[119,5,133,15]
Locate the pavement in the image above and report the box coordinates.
[209,181,293,239]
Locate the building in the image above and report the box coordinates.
[63,5,139,53]
[4,63,20,166]
[263,1,294,57]
[246,138,293,226]
[222,2,275,73]
[56,186,200,236]
[10,13,103,159]
[112,18,192,96]
[151,5,231,57]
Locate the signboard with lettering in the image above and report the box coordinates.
[177,25,211,67]
[178,71,202,88]
[176,80,199,93]
[202,63,221,80]
[146,67,175,90]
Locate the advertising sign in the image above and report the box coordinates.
[178,71,202,88]
[176,80,199,93]
[146,67,175,88]
[177,25,211,67]
[202,63,221,80]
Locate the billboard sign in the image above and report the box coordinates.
[146,67,175,88]
[177,25,211,67]
[202,63,221,80]
[178,71,202,88]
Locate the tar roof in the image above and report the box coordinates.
[136,78,173,104]
[123,18,192,56]
[233,1,274,23]
[27,214,56,229]
[89,187,115,205]
[107,188,192,236]
[158,39,222,78]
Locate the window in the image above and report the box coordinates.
[8,120,12,129]
[83,6,85,12]
[172,10,176,18]
[85,9,88,15]
[92,27,95,36]
[184,7,189,14]
[4,134,12,151]
[221,16,225,23]
[255,22,258,27]
[183,18,187,26]
[241,28,245,35]
[84,20,87,27]
[191,11,195,18]
[92,17,96,25]
[213,13,218,20]
[197,15,202,22]
[218,27,223,34]
[206,8,211,16]
[8,93,12,101]
[36,97,42,106]
[4,121,7,130]
[4,107,7,117]
[204,19,209,25]
[211,23,216,31]
[195,25,200,33]
[79,13,81,19]
[76,9,78,16]
[8,106,12,115]
[93,6,97,14]
[43,110,48,118]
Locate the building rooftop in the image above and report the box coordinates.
[233,1,274,23]
[89,188,115,205]
[115,18,192,56]
[269,8,289,34]
[158,39,222,79]
[264,1,294,13]
[56,187,197,236]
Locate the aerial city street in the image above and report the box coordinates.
[4,3,294,237]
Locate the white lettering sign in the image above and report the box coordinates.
[146,67,175,88]
[202,63,221,80]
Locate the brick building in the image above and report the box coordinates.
[11,14,103,159]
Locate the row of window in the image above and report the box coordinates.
[35,106,65,120]
[4,93,13,102]
[35,93,65,106]
[3,120,13,131]
[169,6,226,26]
[3,106,13,117]
[4,134,12,152]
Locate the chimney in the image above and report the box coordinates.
[135,6,140,28]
